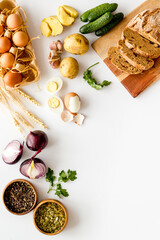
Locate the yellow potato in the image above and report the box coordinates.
[64,33,89,55]
[62,5,78,18]
[57,6,75,26]
[60,57,79,79]
[40,21,51,37]
[40,16,63,37]
[45,16,63,36]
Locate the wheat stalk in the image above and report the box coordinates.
[14,88,40,106]
[12,117,25,138]
[13,111,33,130]
[0,89,25,137]
[1,87,47,129]
[25,110,47,129]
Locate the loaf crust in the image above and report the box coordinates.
[122,28,160,59]
[127,8,160,45]
[108,47,142,74]
[118,40,154,70]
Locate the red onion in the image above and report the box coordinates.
[20,158,46,179]
[2,140,24,164]
[26,130,48,151]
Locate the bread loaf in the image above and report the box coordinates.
[108,47,142,74]
[122,28,160,59]
[118,40,154,70]
[127,8,160,46]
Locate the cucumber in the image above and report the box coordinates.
[95,12,124,36]
[88,3,118,22]
[80,3,111,22]
[80,12,113,34]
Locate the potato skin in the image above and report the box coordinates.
[64,33,89,55]
[60,57,79,79]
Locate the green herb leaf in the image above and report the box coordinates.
[55,184,69,198]
[67,170,77,181]
[46,168,56,187]
[58,170,68,182]
[83,62,111,90]
[60,189,69,197]
[55,190,62,198]
[46,168,77,198]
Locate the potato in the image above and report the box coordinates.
[60,57,79,79]
[40,21,51,37]
[40,16,63,37]
[64,33,89,55]
[62,5,78,18]
[57,6,75,26]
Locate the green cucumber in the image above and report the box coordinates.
[80,3,111,22]
[95,12,124,36]
[88,3,118,22]
[80,12,113,34]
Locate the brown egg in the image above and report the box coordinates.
[6,13,23,29]
[0,53,15,69]
[0,37,11,53]
[64,92,81,114]
[0,25,4,35]
[4,70,22,87]
[12,31,29,47]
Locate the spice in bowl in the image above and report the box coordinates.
[33,199,68,235]
[3,179,37,215]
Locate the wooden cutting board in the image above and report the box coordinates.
[92,0,160,97]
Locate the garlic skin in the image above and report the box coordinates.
[48,40,63,69]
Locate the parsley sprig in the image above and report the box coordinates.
[83,62,111,90]
[46,168,77,198]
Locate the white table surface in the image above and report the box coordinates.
[1,0,160,239]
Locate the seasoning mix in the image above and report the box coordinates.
[3,181,36,214]
[34,202,66,234]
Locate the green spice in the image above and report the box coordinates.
[83,62,111,90]
[4,181,35,213]
[46,168,77,198]
[35,202,66,233]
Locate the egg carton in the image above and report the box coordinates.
[0,0,40,87]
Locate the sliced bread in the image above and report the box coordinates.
[107,47,142,74]
[127,8,160,46]
[122,28,160,59]
[118,40,154,70]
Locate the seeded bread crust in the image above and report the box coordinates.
[108,47,142,74]
[127,8,160,46]
[118,40,154,70]
[122,28,160,59]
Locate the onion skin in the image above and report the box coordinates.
[26,130,48,151]
[2,140,24,164]
[20,158,46,179]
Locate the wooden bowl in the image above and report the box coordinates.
[2,179,38,215]
[33,199,68,235]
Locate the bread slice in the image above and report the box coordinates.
[122,28,160,59]
[118,40,154,70]
[127,8,160,46]
[108,47,142,74]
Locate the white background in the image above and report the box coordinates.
[0,0,160,239]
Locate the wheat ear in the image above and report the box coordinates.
[13,88,40,106]
[1,87,47,129]
[13,111,33,130]
[0,90,24,137]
